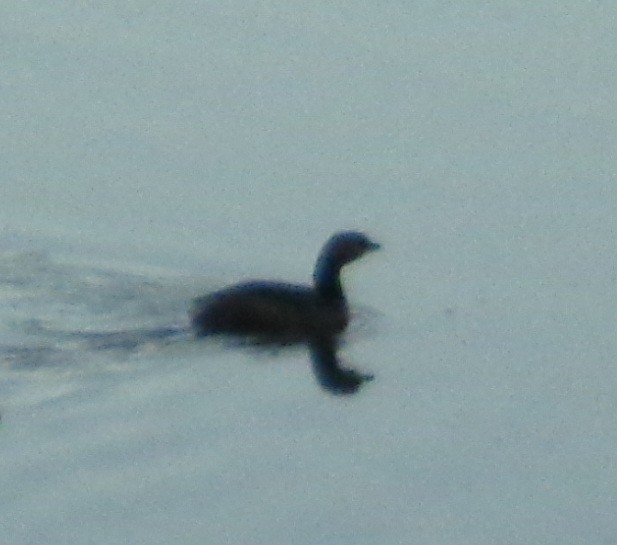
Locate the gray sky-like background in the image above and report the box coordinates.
[2,2,617,544]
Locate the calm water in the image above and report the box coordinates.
[3,2,617,544]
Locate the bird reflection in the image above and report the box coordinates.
[309,337,374,395]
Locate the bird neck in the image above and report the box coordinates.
[313,255,345,302]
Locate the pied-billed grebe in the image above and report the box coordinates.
[190,231,380,394]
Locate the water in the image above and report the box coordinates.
[3,1,617,544]
[0,237,391,545]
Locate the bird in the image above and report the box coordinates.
[190,231,380,394]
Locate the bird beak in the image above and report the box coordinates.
[368,241,381,252]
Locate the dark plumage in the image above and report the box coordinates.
[190,231,380,394]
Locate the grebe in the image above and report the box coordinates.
[191,231,380,394]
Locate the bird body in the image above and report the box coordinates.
[191,281,348,344]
